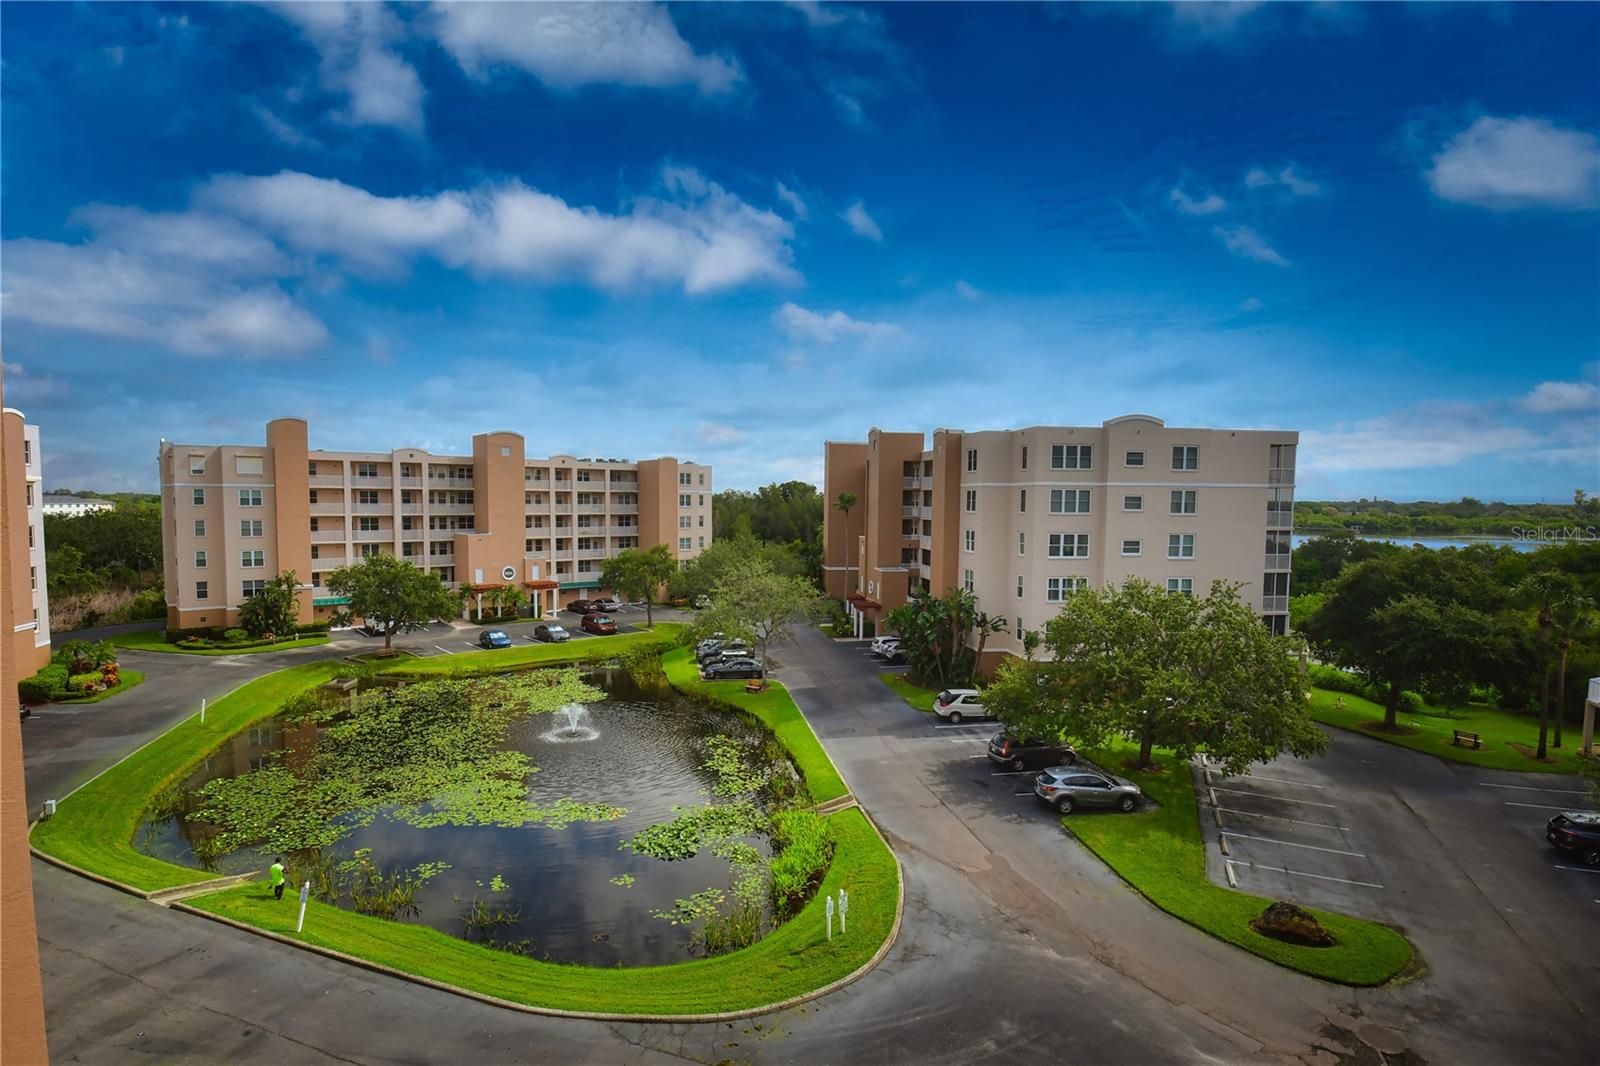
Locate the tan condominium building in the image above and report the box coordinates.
[158,418,713,630]
[3,407,52,674]
[823,414,1296,671]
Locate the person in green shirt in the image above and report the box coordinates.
[269,857,286,900]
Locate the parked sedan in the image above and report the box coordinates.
[592,597,624,613]
[933,688,988,724]
[477,630,513,649]
[533,624,571,643]
[702,657,765,680]
[566,599,599,615]
[987,732,1077,772]
[698,640,752,664]
[1547,811,1600,866]
[1033,767,1141,814]
[581,614,618,635]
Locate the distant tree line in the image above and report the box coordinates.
[1295,491,1599,536]
[712,481,823,584]
[42,501,165,631]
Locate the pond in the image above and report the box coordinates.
[136,665,802,966]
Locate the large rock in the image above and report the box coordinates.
[1251,901,1336,947]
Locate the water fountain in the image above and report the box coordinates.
[541,704,600,743]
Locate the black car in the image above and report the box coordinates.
[987,732,1077,772]
[566,599,599,615]
[702,657,765,680]
[697,639,752,664]
[1547,811,1600,866]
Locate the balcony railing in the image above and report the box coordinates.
[608,480,639,489]
[427,475,474,487]
[310,530,345,543]
[1267,510,1293,529]
[919,506,933,520]
[309,502,345,515]
[352,528,392,542]
[551,502,573,513]
[611,503,638,514]
[352,475,392,489]
[399,529,423,540]
[431,502,475,514]
[576,503,606,513]
[308,475,345,488]
[400,503,424,515]
[398,476,423,488]
[1264,553,1291,571]
[1268,468,1295,485]
[1262,595,1288,613]
[428,553,455,564]
[576,547,608,559]
[609,525,639,536]
[901,505,918,517]
[352,503,389,515]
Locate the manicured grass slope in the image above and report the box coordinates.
[1065,744,1413,986]
[55,670,146,705]
[1307,687,1589,775]
[662,647,849,804]
[879,673,938,713]
[112,629,331,655]
[186,806,896,1016]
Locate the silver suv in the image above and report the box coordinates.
[1034,767,1141,814]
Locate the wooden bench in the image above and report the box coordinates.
[1451,729,1482,749]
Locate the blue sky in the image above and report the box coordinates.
[2,1,1596,500]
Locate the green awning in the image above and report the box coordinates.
[558,579,602,590]
[312,595,352,606]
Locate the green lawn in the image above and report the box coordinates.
[662,647,849,804]
[183,805,897,1016]
[1306,687,1591,775]
[1064,743,1413,986]
[54,670,147,705]
[879,673,938,713]
[112,629,331,655]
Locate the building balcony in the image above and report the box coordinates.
[352,528,393,542]
[399,528,424,540]
[576,503,606,513]
[427,476,474,487]
[1262,595,1288,613]
[308,474,345,488]
[608,480,639,489]
[1264,553,1291,571]
[310,530,346,543]
[551,502,574,513]
[428,553,455,565]
[398,476,423,488]
[311,550,347,564]
[431,502,475,514]
[611,504,638,514]
[352,476,392,489]
[900,505,918,517]
[608,525,639,536]
[1267,511,1293,529]
[352,503,390,515]
[576,547,608,559]
[400,503,424,515]
[309,502,346,515]
[1268,468,1295,485]
[919,506,933,519]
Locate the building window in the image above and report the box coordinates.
[1121,539,1141,556]
[196,581,208,600]
[1049,488,1091,514]
[23,440,31,465]
[679,537,692,550]
[698,536,705,548]
[698,515,705,527]
[1048,533,1090,558]
[965,489,977,512]
[1018,532,1026,555]
[963,568,974,593]
[311,572,324,588]
[195,550,208,568]
[964,529,976,552]
[358,517,380,531]
[1019,489,1027,513]
[357,490,379,505]
[679,494,692,507]
[308,461,317,476]
[1122,494,1143,512]
[1167,577,1194,597]
[679,515,692,528]
[1016,575,1024,599]
[241,549,265,568]
[699,474,705,485]
[1021,445,1028,470]
[679,472,692,485]
[192,488,205,505]
[25,483,32,506]
[1047,576,1087,601]
[30,565,38,590]
[1170,490,1197,515]
[1125,450,1144,467]
[242,579,265,598]
[239,489,262,507]
[1050,444,1091,470]
[240,519,263,537]
[355,462,379,478]
[360,543,380,558]
[189,455,205,475]
[1168,533,1196,559]
[1172,445,1198,471]
[28,524,34,548]
[194,519,206,536]
[236,456,264,476]
[311,545,320,560]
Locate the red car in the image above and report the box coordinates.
[582,614,618,635]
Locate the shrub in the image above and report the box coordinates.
[223,628,248,642]
[1308,664,1421,714]
[768,810,835,919]
[68,673,103,694]
[19,663,71,704]
[295,621,331,635]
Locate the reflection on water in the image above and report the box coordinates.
[137,667,794,966]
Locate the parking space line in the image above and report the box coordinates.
[1554,865,1600,875]
[990,770,1032,777]
[966,754,990,759]
[432,644,455,655]
[1480,782,1591,796]
[1219,774,1326,790]
[1505,801,1589,812]
[1210,786,1337,808]
[1225,859,1383,890]
[1012,790,1034,797]
[933,723,993,730]
[1214,806,1350,831]
[1220,831,1365,858]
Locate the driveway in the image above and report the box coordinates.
[22,623,1587,1064]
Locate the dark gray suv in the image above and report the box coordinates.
[1034,767,1141,814]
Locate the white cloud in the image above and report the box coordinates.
[841,200,882,242]
[775,181,808,221]
[202,167,798,294]
[1213,225,1290,266]
[1243,163,1322,197]
[1426,115,1600,211]
[429,1,741,94]
[249,102,323,149]
[268,2,425,135]
[695,421,747,446]
[1238,296,1263,312]
[1519,381,1600,414]
[68,205,291,275]
[1168,1,1265,38]
[955,280,983,301]
[1301,401,1547,474]
[1168,186,1228,215]
[0,361,68,403]
[775,302,901,345]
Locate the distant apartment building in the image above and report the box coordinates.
[823,415,1296,670]
[40,492,116,518]
[3,408,52,674]
[1,392,49,1062]
[158,418,712,630]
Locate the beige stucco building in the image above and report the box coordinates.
[824,415,1296,670]
[1,391,49,1064]
[158,418,712,629]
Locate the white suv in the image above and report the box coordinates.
[934,689,987,723]
[870,636,901,657]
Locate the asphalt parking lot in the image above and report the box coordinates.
[332,605,656,657]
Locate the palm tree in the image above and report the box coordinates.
[1551,590,1595,749]
[972,610,1009,680]
[1516,571,1578,760]
[833,492,858,590]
